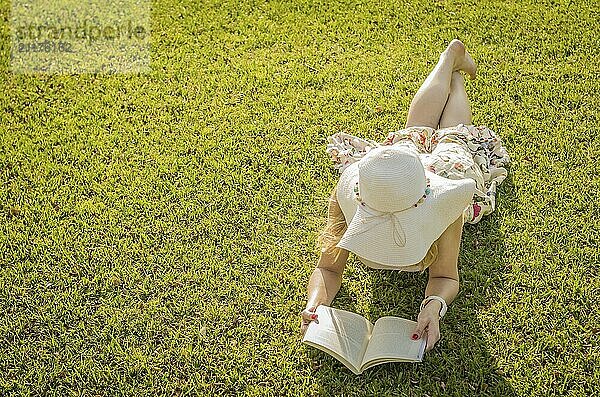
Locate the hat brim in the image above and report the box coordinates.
[336,162,476,267]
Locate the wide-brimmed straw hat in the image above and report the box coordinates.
[336,144,476,267]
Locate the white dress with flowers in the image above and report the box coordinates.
[326,124,511,224]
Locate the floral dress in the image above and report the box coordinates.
[326,124,511,224]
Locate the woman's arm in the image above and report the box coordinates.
[301,188,349,334]
[306,245,349,308]
[413,213,465,351]
[301,245,349,335]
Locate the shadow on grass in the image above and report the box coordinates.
[306,172,518,396]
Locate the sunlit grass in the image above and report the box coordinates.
[0,0,598,395]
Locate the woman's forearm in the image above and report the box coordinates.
[306,268,342,308]
[423,277,460,311]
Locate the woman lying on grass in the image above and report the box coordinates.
[300,40,510,352]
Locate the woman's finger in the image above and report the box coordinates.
[299,306,320,335]
[424,325,440,352]
[301,308,319,322]
[412,316,429,340]
[300,321,309,335]
[422,316,440,352]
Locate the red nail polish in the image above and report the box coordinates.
[411,333,419,340]
[311,314,317,320]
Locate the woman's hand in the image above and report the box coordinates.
[300,305,319,336]
[412,301,442,352]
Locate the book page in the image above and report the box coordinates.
[360,316,426,371]
[302,305,373,374]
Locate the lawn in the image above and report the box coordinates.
[1,0,599,395]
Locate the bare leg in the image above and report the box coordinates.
[405,40,476,129]
[439,71,472,128]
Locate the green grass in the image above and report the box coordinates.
[1,0,599,395]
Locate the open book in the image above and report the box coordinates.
[302,305,426,375]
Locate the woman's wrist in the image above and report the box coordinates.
[307,298,328,309]
[422,299,442,313]
[306,301,318,309]
[306,295,325,309]
[420,295,448,319]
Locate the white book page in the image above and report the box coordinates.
[302,306,373,374]
[361,316,426,370]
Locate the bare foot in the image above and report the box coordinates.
[445,39,477,80]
